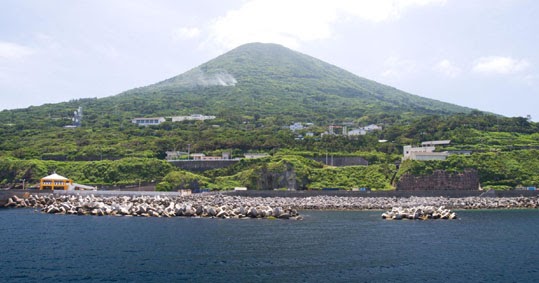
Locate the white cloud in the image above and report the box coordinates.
[472,56,530,75]
[206,0,446,49]
[207,0,335,49]
[381,56,418,79]
[340,0,446,22]
[434,59,461,78]
[173,27,201,40]
[0,42,34,59]
[521,74,539,86]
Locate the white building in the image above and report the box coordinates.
[364,124,382,131]
[190,153,206,160]
[348,128,367,136]
[171,114,216,122]
[132,117,166,126]
[421,140,451,147]
[346,124,382,136]
[289,122,304,131]
[403,145,448,161]
[244,153,269,159]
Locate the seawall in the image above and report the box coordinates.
[222,189,539,198]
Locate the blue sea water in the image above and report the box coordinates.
[1,208,539,282]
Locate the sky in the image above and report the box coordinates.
[1,0,538,120]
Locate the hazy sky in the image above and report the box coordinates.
[1,0,538,120]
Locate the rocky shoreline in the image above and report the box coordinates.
[4,193,539,219]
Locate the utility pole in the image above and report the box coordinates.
[187,144,191,160]
[325,150,328,165]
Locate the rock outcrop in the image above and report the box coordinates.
[381,206,457,220]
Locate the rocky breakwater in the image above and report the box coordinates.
[273,195,539,210]
[382,206,457,220]
[5,193,539,216]
[4,194,302,220]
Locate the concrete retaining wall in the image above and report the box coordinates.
[397,169,480,191]
[308,157,369,166]
[168,160,239,171]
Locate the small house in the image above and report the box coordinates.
[132,117,166,126]
[39,173,73,191]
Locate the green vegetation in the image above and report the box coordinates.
[157,170,211,191]
[0,43,537,190]
[0,155,394,191]
[0,157,173,187]
[397,150,539,189]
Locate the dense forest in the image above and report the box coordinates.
[0,43,538,190]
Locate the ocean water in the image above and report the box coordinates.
[1,209,539,282]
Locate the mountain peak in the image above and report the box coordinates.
[122,42,473,119]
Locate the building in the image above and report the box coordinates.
[403,145,448,161]
[244,153,269,159]
[165,151,188,160]
[345,124,382,136]
[132,117,166,126]
[199,156,222,160]
[190,153,206,160]
[421,140,451,147]
[364,124,382,131]
[171,114,216,122]
[69,183,97,191]
[348,128,367,136]
[289,122,304,131]
[39,173,73,191]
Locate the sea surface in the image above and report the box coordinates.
[2,208,539,282]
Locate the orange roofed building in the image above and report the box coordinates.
[39,173,73,191]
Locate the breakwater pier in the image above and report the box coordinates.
[3,190,539,218]
[3,192,302,219]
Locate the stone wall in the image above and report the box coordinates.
[396,169,479,191]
